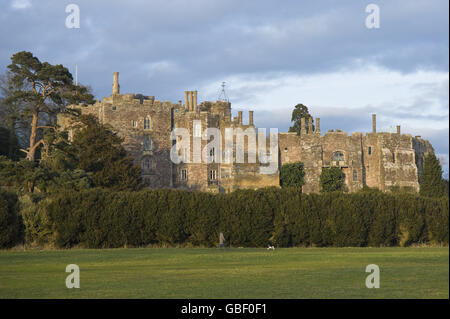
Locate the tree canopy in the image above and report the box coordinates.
[280,162,306,189]
[419,153,447,198]
[4,51,94,162]
[320,167,345,192]
[288,103,314,135]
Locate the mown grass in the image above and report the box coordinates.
[0,247,448,298]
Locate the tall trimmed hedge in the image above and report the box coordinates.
[0,189,22,248]
[21,188,448,249]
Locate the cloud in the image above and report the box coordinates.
[0,0,448,173]
[10,0,32,10]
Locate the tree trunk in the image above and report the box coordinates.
[27,109,39,162]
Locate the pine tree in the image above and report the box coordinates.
[419,153,447,198]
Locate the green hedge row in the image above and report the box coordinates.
[0,189,22,248]
[21,188,449,248]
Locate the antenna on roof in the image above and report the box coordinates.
[218,81,229,102]
[75,64,78,86]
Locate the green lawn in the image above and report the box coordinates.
[0,247,448,298]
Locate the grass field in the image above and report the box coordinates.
[0,247,448,298]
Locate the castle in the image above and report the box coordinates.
[58,72,434,193]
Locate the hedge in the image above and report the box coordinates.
[0,189,22,248]
[19,188,448,249]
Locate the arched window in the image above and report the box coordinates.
[332,151,345,161]
[144,116,151,130]
[143,136,152,151]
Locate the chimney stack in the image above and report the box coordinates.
[249,110,254,126]
[193,91,198,112]
[112,72,120,94]
[316,117,321,134]
[189,91,194,112]
[372,114,376,134]
[308,117,313,134]
[184,91,190,110]
[301,117,306,135]
[396,125,401,135]
[238,111,243,125]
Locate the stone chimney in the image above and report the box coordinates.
[301,117,306,135]
[397,125,401,135]
[372,114,376,134]
[238,111,243,125]
[112,72,120,94]
[249,110,254,126]
[308,117,313,134]
[189,91,194,112]
[184,91,190,110]
[193,91,198,112]
[316,117,321,134]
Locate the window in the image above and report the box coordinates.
[209,147,215,162]
[132,120,137,128]
[194,122,201,137]
[209,170,217,181]
[353,170,358,181]
[332,151,345,162]
[144,116,151,130]
[180,169,187,181]
[368,146,372,155]
[392,152,395,163]
[112,106,116,111]
[284,147,288,152]
[142,158,151,170]
[143,136,152,151]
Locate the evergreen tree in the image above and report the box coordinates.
[288,104,314,135]
[320,167,345,192]
[419,153,447,198]
[5,51,94,162]
[55,115,142,191]
[280,162,306,189]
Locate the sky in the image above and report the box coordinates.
[1,0,449,176]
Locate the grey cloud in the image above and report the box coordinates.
[1,0,448,100]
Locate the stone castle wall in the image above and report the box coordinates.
[58,72,434,193]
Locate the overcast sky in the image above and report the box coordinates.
[1,0,449,175]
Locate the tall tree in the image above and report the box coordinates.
[288,103,314,135]
[0,72,30,159]
[419,153,447,198]
[4,51,94,162]
[52,115,142,191]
